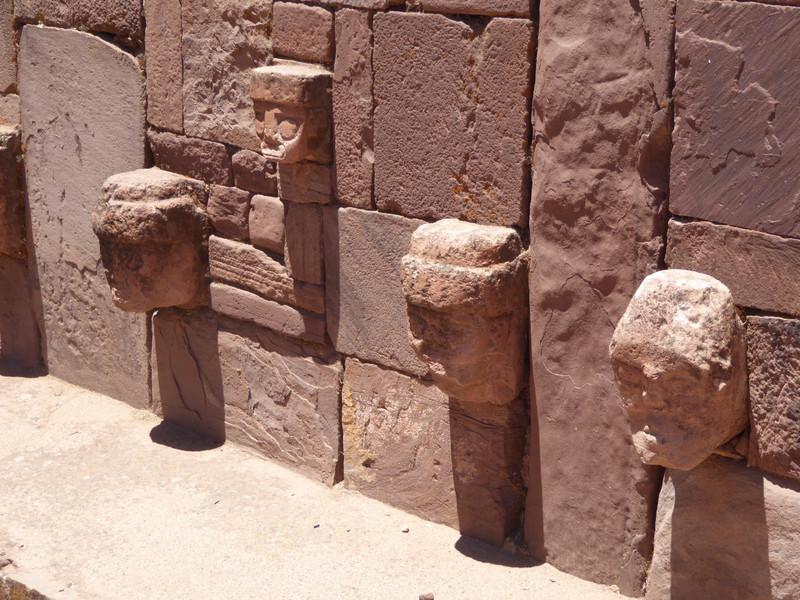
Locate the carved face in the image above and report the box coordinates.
[254,101,309,162]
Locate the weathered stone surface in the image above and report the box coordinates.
[0,0,14,94]
[249,194,285,254]
[333,9,373,210]
[207,185,251,241]
[647,456,800,600]
[666,218,800,318]
[285,204,324,285]
[151,307,225,442]
[374,14,532,226]
[145,0,183,133]
[0,127,25,258]
[401,219,527,404]
[149,129,234,187]
[415,0,530,17]
[671,0,800,237]
[209,235,325,313]
[92,169,209,312]
[527,0,671,593]
[232,149,278,196]
[610,270,748,471]
[0,253,41,371]
[182,0,272,150]
[20,26,149,405]
[210,282,326,344]
[251,61,333,164]
[273,2,334,64]
[278,162,333,205]
[15,0,143,44]
[0,95,19,127]
[325,207,427,376]
[746,316,800,483]
[220,318,342,485]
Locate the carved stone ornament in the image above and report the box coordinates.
[92,168,209,312]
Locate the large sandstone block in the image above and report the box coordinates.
[666,218,800,318]
[145,0,183,133]
[746,316,800,484]
[647,456,800,600]
[671,0,800,237]
[15,0,143,43]
[0,127,25,258]
[373,14,532,226]
[324,207,427,376]
[0,0,14,94]
[273,2,334,64]
[19,26,149,405]
[182,0,272,150]
[220,318,343,485]
[0,254,41,371]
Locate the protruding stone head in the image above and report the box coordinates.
[401,219,528,404]
[609,269,748,470]
[92,168,209,312]
[250,60,332,164]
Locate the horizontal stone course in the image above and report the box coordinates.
[14,0,144,43]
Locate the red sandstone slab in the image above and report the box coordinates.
[671,0,800,237]
[273,2,334,64]
[145,0,183,133]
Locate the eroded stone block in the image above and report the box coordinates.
[249,194,285,254]
[278,162,333,205]
[149,129,233,187]
[93,168,209,312]
[250,60,332,164]
[145,0,183,133]
[610,270,748,471]
[15,0,143,44]
[0,0,14,93]
[401,219,527,404]
[273,2,334,64]
[232,149,278,196]
[285,204,324,284]
[0,127,25,258]
[415,0,530,17]
[0,95,19,127]
[207,185,251,241]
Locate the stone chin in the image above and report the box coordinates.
[632,429,712,471]
[260,142,287,161]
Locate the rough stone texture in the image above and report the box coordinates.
[220,318,342,485]
[249,194,285,254]
[278,162,333,205]
[182,0,272,150]
[0,127,25,258]
[232,150,278,196]
[285,204,324,285]
[373,14,532,227]
[0,95,19,127]
[671,0,800,238]
[746,316,800,484]
[209,235,325,314]
[207,185,251,241]
[401,219,528,405]
[609,270,748,471]
[145,0,183,133]
[273,2,334,64]
[416,0,530,17]
[527,0,672,593]
[210,282,326,344]
[646,455,800,600]
[0,254,41,371]
[324,207,427,376]
[333,9,373,210]
[0,0,14,94]
[666,218,800,318]
[151,307,225,442]
[19,26,149,405]
[92,169,209,312]
[14,0,143,44]
[149,129,234,187]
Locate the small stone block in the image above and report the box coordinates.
[279,162,333,205]
[273,2,335,64]
[149,129,234,187]
[207,185,251,241]
[285,204,324,284]
[145,0,183,133]
[0,94,20,127]
[232,149,278,196]
[1,0,15,93]
[249,194,285,254]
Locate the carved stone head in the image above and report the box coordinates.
[609,269,748,470]
[250,60,332,164]
[92,169,209,312]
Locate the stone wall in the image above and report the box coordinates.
[1,0,800,597]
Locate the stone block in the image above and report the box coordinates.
[149,129,233,187]
[278,162,333,205]
[19,26,149,405]
[671,0,800,237]
[182,0,272,150]
[15,0,143,44]
[207,185,251,241]
[0,95,19,127]
[220,318,342,485]
[610,270,748,471]
[145,0,183,133]
[0,127,25,258]
[151,307,224,442]
[0,0,14,94]
[210,282,326,344]
[333,8,373,210]
[285,204,324,284]
[0,253,41,371]
[647,455,800,600]
[746,316,800,483]
[401,219,528,405]
[414,0,530,17]
[324,207,427,376]
[373,14,532,226]
[209,235,325,313]
[249,194,285,254]
[666,218,800,318]
[232,149,278,196]
[273,2,334,64]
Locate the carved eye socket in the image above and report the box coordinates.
[278,118,299,141]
